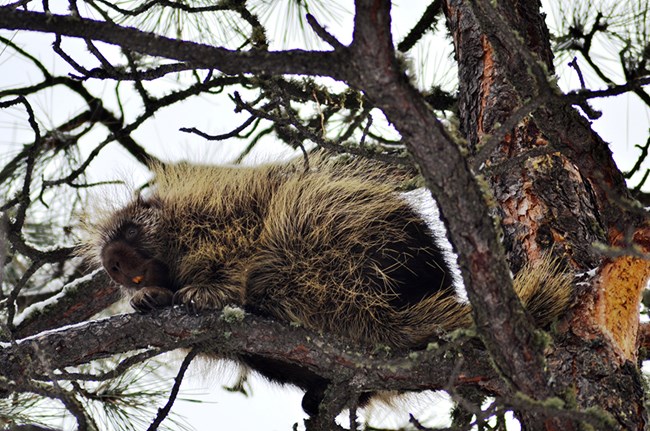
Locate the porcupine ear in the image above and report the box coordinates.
[513,254,573,327]
[135,193,163,210]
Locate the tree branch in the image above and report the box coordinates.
[147,348,198,431]
[397,0,443,52]
[350,0,546,398]
[13,271,120,339]
[1,307,499,399]
[0,9,345,78]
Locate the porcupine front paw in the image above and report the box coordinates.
[173,285,230,313]
[130,286,174,313]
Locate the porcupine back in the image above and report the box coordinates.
[142,157,463,346]
[83,156,571,349]
[146,157,569,349]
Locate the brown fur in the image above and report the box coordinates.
[81,156,572,414]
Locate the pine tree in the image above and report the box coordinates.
[1,1,649,429]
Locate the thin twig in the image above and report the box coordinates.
[147,349,198,431]
[306,13,345,50]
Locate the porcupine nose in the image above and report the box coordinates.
[101,241,145,287]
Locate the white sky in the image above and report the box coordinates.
[1,1,649,430]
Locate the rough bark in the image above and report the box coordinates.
[2,307,501,400]
[0,9,341,77]
[13,271,119,339]
[347,1,557,409]
[443,0,650,429]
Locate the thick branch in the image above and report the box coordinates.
[1,307,498,397]
[349,0,548,398]
[13,271,120,339]
[0,9,344,78]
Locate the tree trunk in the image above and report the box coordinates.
[444,0,649,429]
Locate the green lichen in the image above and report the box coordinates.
[221,305,245,323]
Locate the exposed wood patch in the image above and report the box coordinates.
[595,255,650,360]
[590,228,650,361]
[477,34,494,140]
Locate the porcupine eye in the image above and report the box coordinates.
[123,225,138,241]
[109,261,121,274]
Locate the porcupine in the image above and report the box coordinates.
[81,156,572,416]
